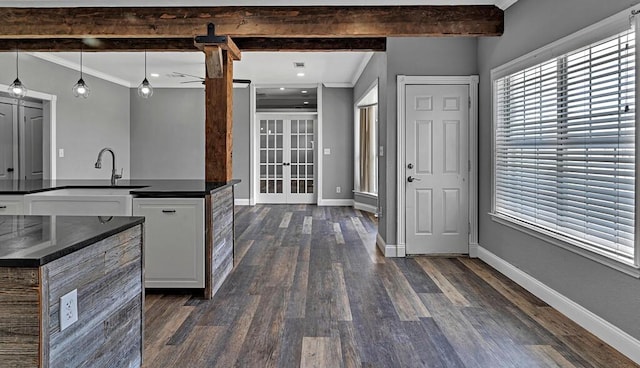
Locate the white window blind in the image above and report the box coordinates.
[494,27,636,265]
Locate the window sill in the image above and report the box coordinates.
[489,212,640,278]
[353,191,378,200]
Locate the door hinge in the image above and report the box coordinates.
[468,222,471,235]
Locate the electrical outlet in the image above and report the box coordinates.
[324,148,331,155]
[60,289,78,331]
[58,148,64,158]
[336,186,341,193]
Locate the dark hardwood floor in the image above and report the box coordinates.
[143,205,638,368]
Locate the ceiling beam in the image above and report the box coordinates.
[0,37,387,52]
[0,6,503,39]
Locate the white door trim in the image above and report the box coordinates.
[396,75,479,257]
[0,85,57,180]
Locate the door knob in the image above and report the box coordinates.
[407,176,421,182]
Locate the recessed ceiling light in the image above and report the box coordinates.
[150,73,160,78]
[280,87,285,90]
[297,72,305,77]
[301,90,308,94]
[304,101,309,104]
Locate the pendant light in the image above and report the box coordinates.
[137,50,153,98]
[72,49,90,98]
[8,50,27,98]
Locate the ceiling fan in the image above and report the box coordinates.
[171,72,251,85]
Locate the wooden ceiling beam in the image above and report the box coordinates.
[0,6,503,39]
[0,37,387,52]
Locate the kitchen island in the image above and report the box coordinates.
[0,215,144,368]
[0,179,239,299]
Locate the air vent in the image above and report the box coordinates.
[293,62,305,68]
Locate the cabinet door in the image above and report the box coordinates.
[0,195,25,215]
[133,198,204,288]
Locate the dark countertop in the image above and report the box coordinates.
[0,215,144,267]
[0,179,240,197]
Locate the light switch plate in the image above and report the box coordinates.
[324,148,331,155]
[58,148,65,158]
[379,146,384,157]
[60,289,78,331]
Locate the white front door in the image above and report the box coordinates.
[0,102,16,180]
[257,115,316,204]
[405,84,469,254]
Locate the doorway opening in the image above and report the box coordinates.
[353,79,379,214]
[0,88,57,181]
[252,85,320,204]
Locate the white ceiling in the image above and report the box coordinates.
[0,0,517,9]
[33,51,373,88]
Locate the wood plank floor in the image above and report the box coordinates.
[143,205,638,368]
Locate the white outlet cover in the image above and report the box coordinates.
[324,148,331,155]
[58,148,65,158]
[60,289,78,331]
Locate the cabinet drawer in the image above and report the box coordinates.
[133,198,205,288]
[0,196,25,215]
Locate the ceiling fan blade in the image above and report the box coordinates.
[232,79,251,84]
[173,72,205,80]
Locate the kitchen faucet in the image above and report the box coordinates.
[94,147,122,186]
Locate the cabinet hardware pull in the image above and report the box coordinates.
[162,209,176,213]
[0,205,6,209]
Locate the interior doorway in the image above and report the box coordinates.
[0,96,45,181]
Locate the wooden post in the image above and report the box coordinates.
[204,48,234,182]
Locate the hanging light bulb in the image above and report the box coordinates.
[72,49,90,98]
[8,50,27,98]
[137,50,153,98]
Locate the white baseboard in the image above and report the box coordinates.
[354,201,377,214]
[478,246,640,365]
[318,199,354,207]
[234,198,251,206]
[377,233,401,257]
[469,242,479,258]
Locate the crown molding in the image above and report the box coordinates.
[30,52,132,87]
[350,52,375,87]
[495,0,518,10]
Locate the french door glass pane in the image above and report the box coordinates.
[259,119,285,194]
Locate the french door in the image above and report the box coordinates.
[256,115,316,204]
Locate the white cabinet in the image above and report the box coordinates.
[0,195,25,215]
[133,198,205,288]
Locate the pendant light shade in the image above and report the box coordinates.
[137,51,153,98]
[8,50,27,98]
[72,50,90,98]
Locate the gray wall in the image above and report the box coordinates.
[354,39,478,244]
[128,86,254,196]
[0,53,130,179]
[130,88,205,179]
[321,87,354,200]
[232,87,251,199]
[477,0,640,340]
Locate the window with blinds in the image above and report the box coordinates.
[493,27,636,265]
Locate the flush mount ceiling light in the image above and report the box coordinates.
[8,50,27,98]
[280,87,285,90]
[72,49,90,98]
[301,90,308,94]
[137,50,153,99]
[150,73,160,78]
[297,72,305,77]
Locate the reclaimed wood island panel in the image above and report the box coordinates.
[0,215,145,368]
